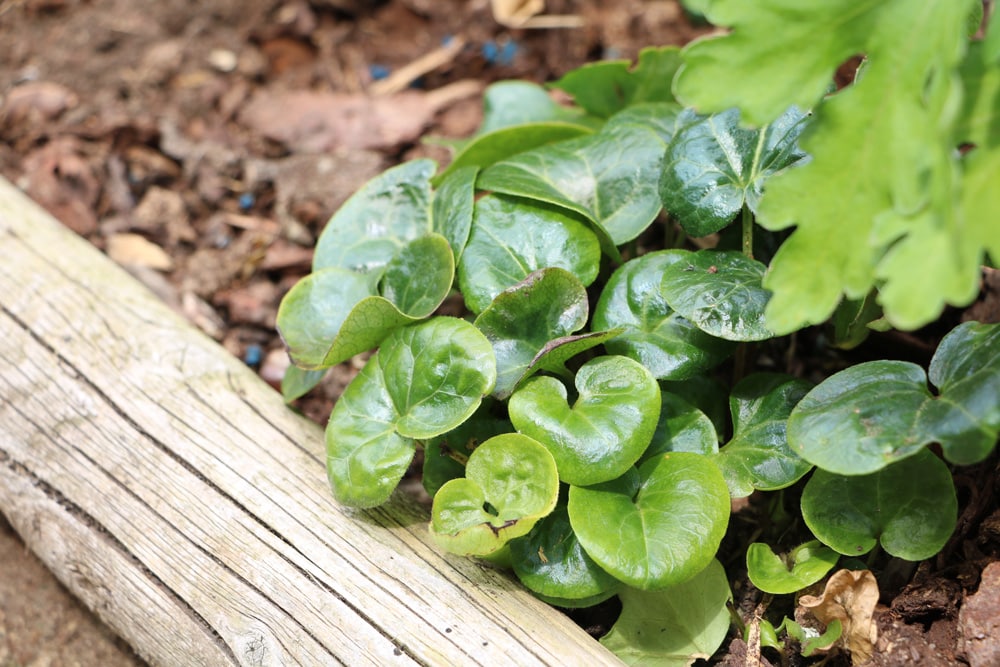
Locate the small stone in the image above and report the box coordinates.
[208,49,238,73]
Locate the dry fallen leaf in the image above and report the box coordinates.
[106,233,174,271]
[799,569,880,663]
[490,0,582,28]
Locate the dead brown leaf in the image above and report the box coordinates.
[799,569,880,663]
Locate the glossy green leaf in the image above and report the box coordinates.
[437,123,594,183]
[801,450,958,560]
[421,407,512,498]
[746,540,839,595]
[457,194,601,313]
[277,235,454,369]
[594,251,735,380]
[326,318,496,507]
[643,392,719,461]
[510,505,621,605]
[569,453,730,589]
[660,375,730,442]
[790,322,1000,474]
[529,329,623,381]
[509,356,660,486]
[432,166,477,264]
[474,268,589,399]
[479,81,594,134]
[714,374,813,498]
[552,46,683,117]
[430,434,559,556]
[276,268,379,369]
[661,250,774,341]
[604,103,688,144]
[478,118,667,245]
[313,159,434,274]
[659,105,809,237]
[281,364,326,402]
[600,559,732,666]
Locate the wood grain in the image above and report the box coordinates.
[0,176,622,666]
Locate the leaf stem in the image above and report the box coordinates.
[741,205,754,259]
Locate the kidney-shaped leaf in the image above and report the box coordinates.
[430,433,559,556]
[509,356,660,486]
[510,505,621,606]
[746,540,839,595]
[659,106,810,237]
[474,268,589,399]
[600,559,732,666]
[313,159,434,275]
[478,119,667,245]
[569,453,731,589]
[594,250,735,380]
[421,407,512,498]
[661,250,775,341]
[458,194,601,313]
[801,449,958,561]
[714,374,814,498]
[326,318,496,507]
[642,392,719,462]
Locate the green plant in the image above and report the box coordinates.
[277,3,1000,663]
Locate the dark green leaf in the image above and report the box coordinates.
[659,106,809,237]
[746,541,839,595]
[643,391,719,461]
[594,250,735,380]
[801,450,957,560]
[509,356,661,486]
[458,194,601,313]
[661,250,775,341]
[568,453,730,589]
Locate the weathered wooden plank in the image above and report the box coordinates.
[0,176,622,667]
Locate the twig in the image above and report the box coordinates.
[370,36,466,96]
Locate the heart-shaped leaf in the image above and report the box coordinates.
[431,166,477,264]
[643,392,719,461]
[659,106,810,237]
[661,249,775,341]
[474,268,589,399]
[277,234,454,368]
[600,559,732,666]
[478,118,668,245]
[714,374,814,498]
[746,540,839,595]
[430,434,559,556]
[594,250,735,380]
[313,159,434,275]
[789,322,1000,474]
[510,505,621,607]
[326,318,496,507]
[568,453,730,589]
[422,408,512,498]
[509,356,660,486]
[551,46,683,117]
[457,194,601,313]
[801,449,957,561]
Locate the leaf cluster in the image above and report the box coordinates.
[275,5,1000,662]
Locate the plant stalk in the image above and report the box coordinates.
[742,205,754,259]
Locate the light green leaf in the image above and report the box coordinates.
[714,374,814,498]
[313,159,434,274]
[478,118,668,245]
[474,268,589,399]
[422,408,511,498]
[326,318,496,507]
[661,250,774,341]
[801,450,958,560]
[457,194,601,313]
[746,541,839,595]
[594,250,734,380]
[643,392,719,461]
[430,434,559,556]
[281,365,326,403]
[568,453,730,589]
[432,166,477,264]
[600,559,732,666]
[509,356,661,487]
[659,105,809,237]
[479,81,595,134]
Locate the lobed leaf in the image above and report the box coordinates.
[430,434,559,556]
[801,450,958,561]
[661,250,774,341]
[600,559,732,666]
[457,194,601,313]
[568,453,730,589]
[594,250,734,380]
[509,356,661,487]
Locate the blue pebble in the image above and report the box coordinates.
[238,192,255,211]
[369,64,391,81]
[481,40,499,63]
[244,344,263,367]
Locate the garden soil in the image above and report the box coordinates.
[0,1,997,665]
